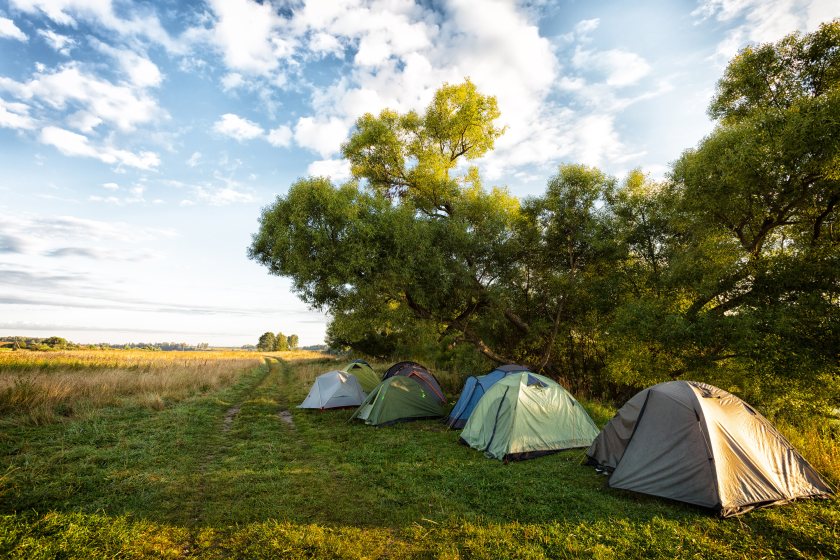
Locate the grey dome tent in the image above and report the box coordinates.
[586,380,833,517]
[460,372,599,462]
[298,370,366,410]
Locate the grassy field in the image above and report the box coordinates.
[0,352,837,559]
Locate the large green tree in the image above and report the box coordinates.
[607,22,840,412]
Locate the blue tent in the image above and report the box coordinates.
[445,364,531,428]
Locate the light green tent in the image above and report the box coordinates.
[460,372,599,461]
[350,376,445,426]
[342,360,379,393]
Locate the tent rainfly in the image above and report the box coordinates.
[350,375,445,426]
[385,363,446,404]
[586,381,834,517]
[446,364,530,428]
[342,360,379,393]
[298,370,366,410]
[460,371,599,462]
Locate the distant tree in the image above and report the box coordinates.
[257,332,276,351]
[287,334,299,350]
[43,336,68,349]
[275,332,289,351]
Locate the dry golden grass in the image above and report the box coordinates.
[0,349,272,424]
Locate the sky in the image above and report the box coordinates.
[0,0,837,347]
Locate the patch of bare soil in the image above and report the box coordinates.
[278,409,295,428]
[223,405,240,432]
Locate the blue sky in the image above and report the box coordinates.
[0,0,836,347]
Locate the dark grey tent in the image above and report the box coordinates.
[586,381,833,516]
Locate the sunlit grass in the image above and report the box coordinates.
[0,352,836,558]
[0,349,265,424]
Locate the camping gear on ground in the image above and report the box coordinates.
[446,364,531,428]
[298,370,367,410]
[382,361,446,403]
[459,371,599,462]
[350,375,446,426]
[586,380,834,517]
[342,359,379,392]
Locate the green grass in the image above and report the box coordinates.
[0,356,837,558]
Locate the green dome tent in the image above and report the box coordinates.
[350,376,445,426]
[460,372,599,462]
[342,360,379,393]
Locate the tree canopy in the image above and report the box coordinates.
[250,23,839,416]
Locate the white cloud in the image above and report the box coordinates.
[307,158,351,181]
[213,113,264,141]
[294,116,349,157]
[693,0,837,61]
[92,40,163,88]
[0,98,36,129]
[221,72,245,91]
[10,0,183,53]
[102,182,119,190]
[267,125,292,148]
[575,18,600,36]
[207,0,295,75]
[40,126,160,170]
[37,28,74,55]
[0,63,162,131]
[0,16,27,41]
[89,185,144,205]
[573,47,652,87]
[186,151,202,167]
[309,31,343,57]
[190,185,256,206]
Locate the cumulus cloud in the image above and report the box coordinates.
[0,98,36,129]
[91,40,163,87]
[186,151,202,167]
[267,124,292,147]
[207,0,295,75]
[10,0,184,53]
[693,0,837,61]
[572,47,652,87]
[0,63,162,131]
[307,158,351,181]
[213,113,264,141]
[40,126,160,170]
[294,116,348,157]
[37,28,74,54]
[0,16,27,41]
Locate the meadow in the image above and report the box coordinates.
[0,351,837,559]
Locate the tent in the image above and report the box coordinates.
[586,381,833,517]
[382,361,446,403]
[342,360,379,392]
[460,372,599,461]
[383,361,425,379]
[446,364,530,428]
[298,370,366,410]
[350,375,446,426]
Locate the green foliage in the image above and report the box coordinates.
[256,332,275,352]
[287,334,299,350]
[251,27,840,415]
[274,332,289,352]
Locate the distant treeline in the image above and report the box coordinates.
[0,337,250,352]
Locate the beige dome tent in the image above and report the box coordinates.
[586,381,833,517]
